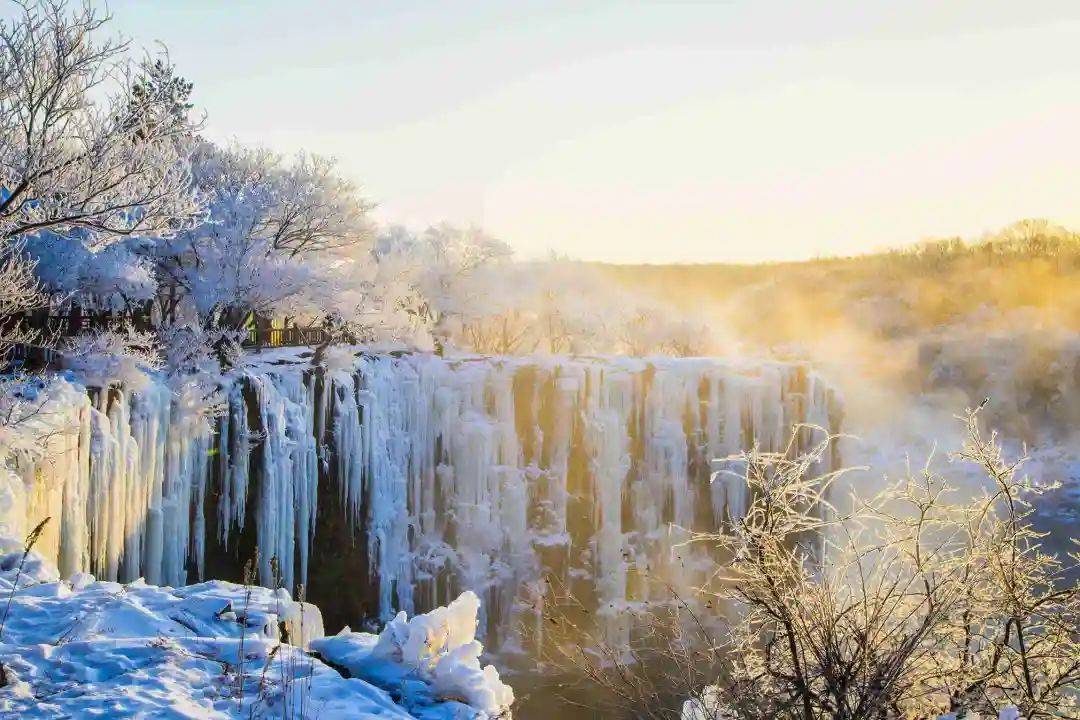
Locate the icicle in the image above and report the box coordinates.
[15,354,843,654]
[131,383,169,584]
[218,381,250,544]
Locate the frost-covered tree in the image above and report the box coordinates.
[258,151,373,259]
[456,262,545,354]
[332,254,432,348]
[409,223,513,346]
[0,238,45,355]
[123,55,196,141]
[343,223,512,351]
[348,232,718,357]
[156,142,373,329]
[0,1,202,244]
[0,1,204,324]
[27,232,157,310]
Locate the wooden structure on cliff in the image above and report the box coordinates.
[3,307,331,372]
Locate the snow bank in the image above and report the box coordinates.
[0,544,485,719]
[311,591,514,719]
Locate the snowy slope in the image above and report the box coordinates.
[0,542,512,719]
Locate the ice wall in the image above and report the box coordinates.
[7,352,842,648]
[332,354,841,649]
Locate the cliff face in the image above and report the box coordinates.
[12,351,843,647]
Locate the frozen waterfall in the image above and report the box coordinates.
[6,352,842,648]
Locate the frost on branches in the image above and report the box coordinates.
[156,142,373,329]
[547,409,1080,720]
[61,326,163,390]
[0,1,202,267]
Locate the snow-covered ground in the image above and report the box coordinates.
[0,541,513,719]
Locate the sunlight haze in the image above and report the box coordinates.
[106,0,1080,262]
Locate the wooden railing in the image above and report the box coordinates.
[10,311,154,339]
[7,342,63,371]
[243,325,330,349]
[2,311,332,371]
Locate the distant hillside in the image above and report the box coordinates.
[594,219,1080,441]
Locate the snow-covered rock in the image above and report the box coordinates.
[0,546,510,719]
[311,591,513,719]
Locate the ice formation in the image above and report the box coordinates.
[4,351,843,649]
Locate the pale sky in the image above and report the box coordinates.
[105,1,1080,263]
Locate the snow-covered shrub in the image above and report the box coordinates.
[545,409,1080,720]
[62,326,162,391]
[159,323,231,375]
[159,322,237,413]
